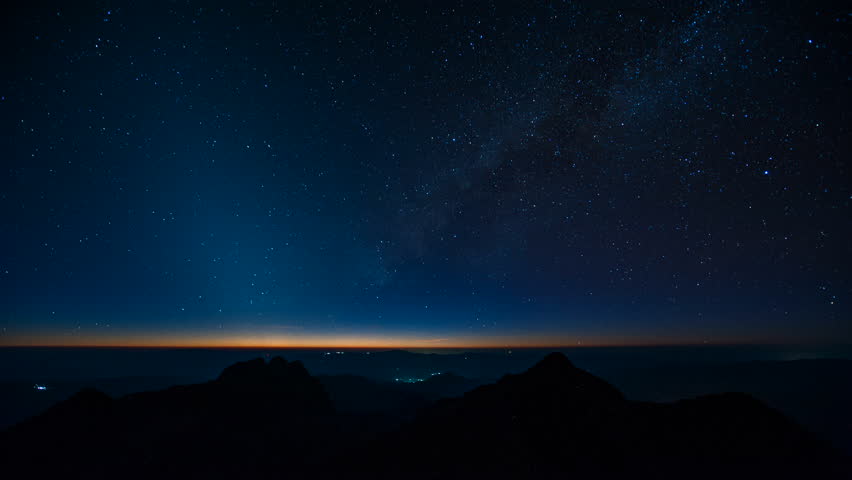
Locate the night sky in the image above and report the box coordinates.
[1,1,849,347]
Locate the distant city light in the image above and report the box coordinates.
[394,377,425,383]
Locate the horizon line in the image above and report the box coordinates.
[1,341,848,350]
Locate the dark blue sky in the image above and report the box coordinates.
[1,1,849,347]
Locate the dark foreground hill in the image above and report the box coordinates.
[357,353,848,478]
[1,353,847,479]
[605,358,852,455]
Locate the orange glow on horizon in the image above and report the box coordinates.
[0,331,776,349]
[0,335,612,349]
[1,323,806,349]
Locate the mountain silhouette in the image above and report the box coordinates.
[1,356,334,478]
[606,357,852,455]
[354,352,846,479]
[1,353,847,479]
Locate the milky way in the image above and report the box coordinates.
[1,1,849,346]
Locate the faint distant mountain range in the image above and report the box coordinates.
[1,353,848,479]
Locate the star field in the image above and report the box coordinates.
[1,1,849,346]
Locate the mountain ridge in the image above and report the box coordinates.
[1,352,847,479]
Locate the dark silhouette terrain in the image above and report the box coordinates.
[605,358,852,455]
[358,353,847,478]
[316,371,481,423]
[1,353,847,479]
